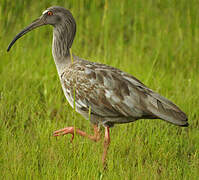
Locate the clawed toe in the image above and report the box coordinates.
[52,125,108,167]
[53,127,74,137]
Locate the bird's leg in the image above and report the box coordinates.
[53,124,101,142]
[102,127,110,167]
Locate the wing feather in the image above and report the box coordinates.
[61,59,188,127]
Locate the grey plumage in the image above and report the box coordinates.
[7,6,188,166]
[7,6,188,128]
[60,57,188,127]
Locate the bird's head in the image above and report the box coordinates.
[7,6,76,52]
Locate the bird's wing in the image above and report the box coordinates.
[61,60,150,118]
[61,60,188,126]
[118,68,188,126]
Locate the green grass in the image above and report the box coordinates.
[1,0,199,179]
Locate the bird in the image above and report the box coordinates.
[7,6,188,166]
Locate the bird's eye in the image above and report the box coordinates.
[47,11,53,16]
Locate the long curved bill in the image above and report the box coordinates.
[7,18,45,52]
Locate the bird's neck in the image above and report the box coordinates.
[52,26,74,76]
[52,13,76,76]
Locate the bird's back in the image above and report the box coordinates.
[60,56,188,127]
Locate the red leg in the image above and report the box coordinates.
[102,127,110,167]
[53,124,101,142]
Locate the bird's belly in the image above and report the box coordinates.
[60,81,88,114]
[105,116,137,124]
[61,84,75,108]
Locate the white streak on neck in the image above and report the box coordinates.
[42,10,49,14]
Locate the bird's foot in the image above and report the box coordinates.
[53,125,101,142]
[53,126,110,169]
[53,127,75,142]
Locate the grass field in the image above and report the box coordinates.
[1,0,199,179]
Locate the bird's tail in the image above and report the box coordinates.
[146,91,188,127]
